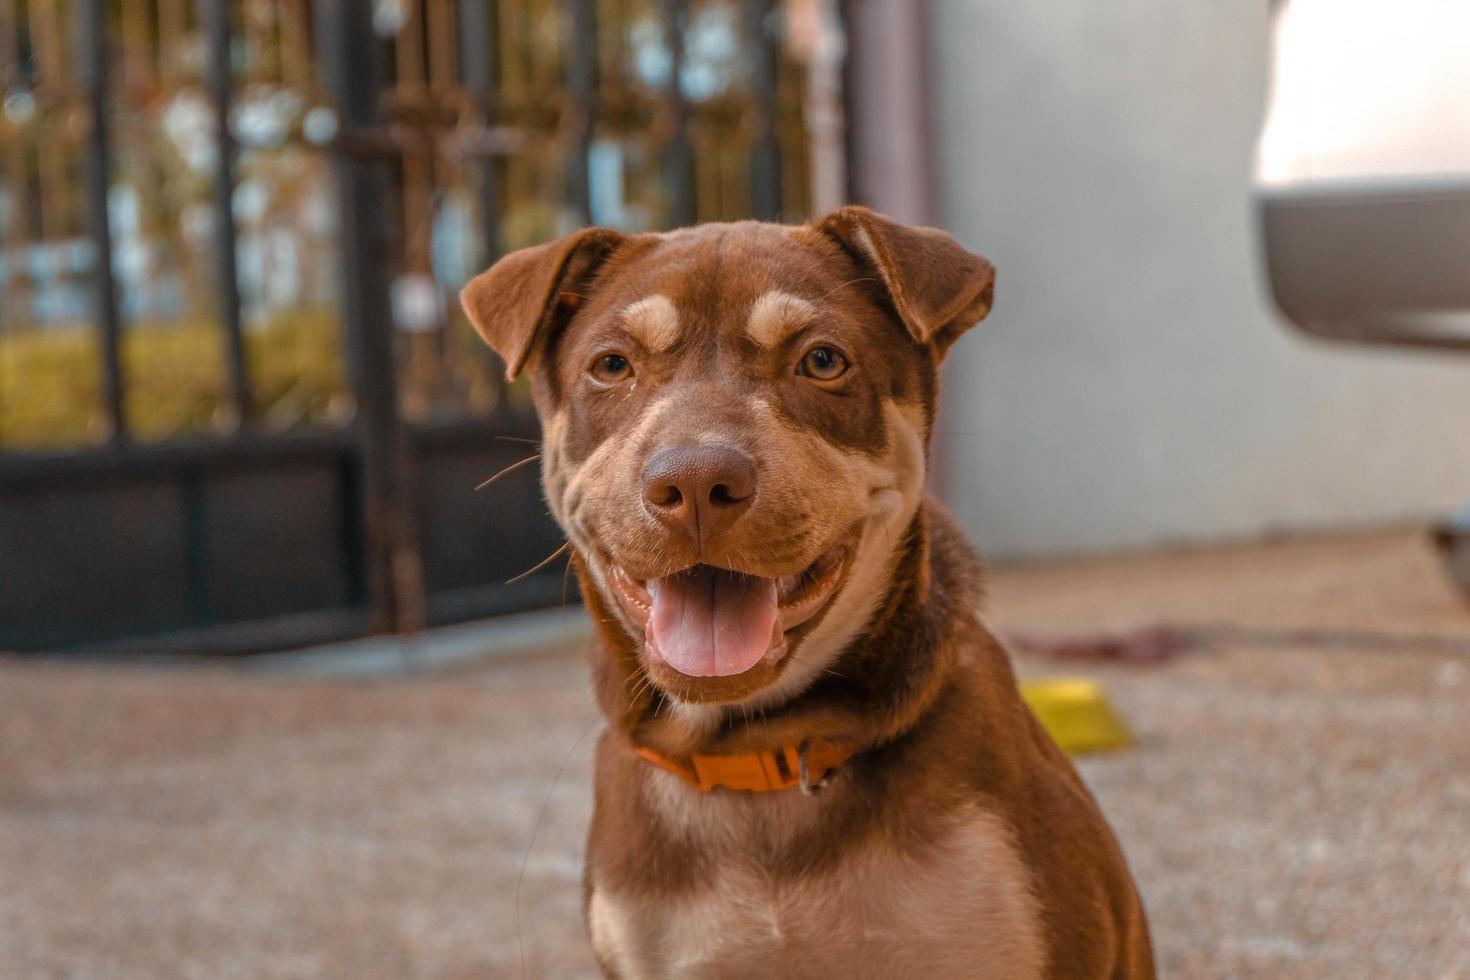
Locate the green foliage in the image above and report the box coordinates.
[0,310,348,450]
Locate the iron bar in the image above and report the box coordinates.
[458,0,503,259]
[566,0,597,223]
[746,0,783,220]
[315,0,423,634]
[77,0,128,444]
[457,0,509,404]
[661,0,695,225]
[201,0,252,428]
[0,429,356,487]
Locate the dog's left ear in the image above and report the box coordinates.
[816,205,995,357]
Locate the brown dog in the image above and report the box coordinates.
[463,207,1154,979]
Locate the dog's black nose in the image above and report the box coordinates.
[641,444,756,542]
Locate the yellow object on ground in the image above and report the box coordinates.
[1020,678,1134,754]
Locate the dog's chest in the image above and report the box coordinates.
[587,803,1045,980]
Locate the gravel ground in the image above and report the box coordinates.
[2,527,1468,979]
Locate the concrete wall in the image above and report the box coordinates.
[928,0,1470,558]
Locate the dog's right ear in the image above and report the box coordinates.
[815,206,994,359]
[460,227,625,379]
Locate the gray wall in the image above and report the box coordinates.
[929,0,1470,558]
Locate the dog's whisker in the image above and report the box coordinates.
[505,541,571,585]
[561,551,576,604]
[818,275,878,302]
[495,435,541,445]
[476,454,541,491]
[624,669,651,695]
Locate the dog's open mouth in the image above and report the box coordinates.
[608,546,848,678]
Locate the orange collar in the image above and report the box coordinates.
[635,736,856,794]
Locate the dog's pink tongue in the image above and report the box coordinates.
[647,566,778,677]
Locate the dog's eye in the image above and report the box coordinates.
[589,353,633,383]
[798,346,849,382]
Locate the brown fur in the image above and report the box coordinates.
[463,207,1154,978]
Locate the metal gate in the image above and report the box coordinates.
[0,0,828,653]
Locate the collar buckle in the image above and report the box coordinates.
[798,738,832,795]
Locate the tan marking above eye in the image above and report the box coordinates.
[620,295,680,352]
[746,291,817,348]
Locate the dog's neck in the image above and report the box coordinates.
[579,498,987,762]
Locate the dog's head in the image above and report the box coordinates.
[463,207,993,709]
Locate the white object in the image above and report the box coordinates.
[390,273,443,333]
[1257,0,1470,187]
[1256,0,1470,350]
